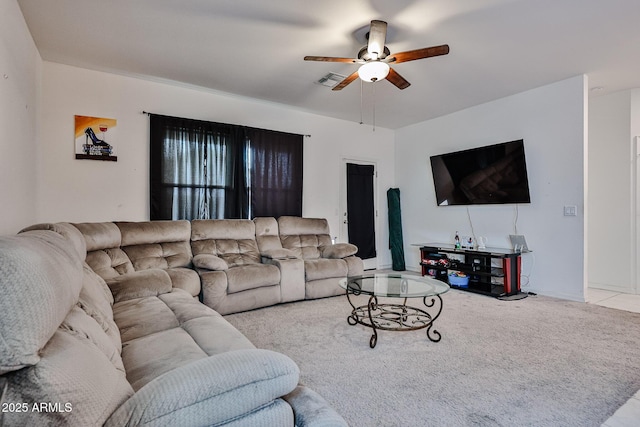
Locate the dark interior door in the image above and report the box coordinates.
[346,163,376,259]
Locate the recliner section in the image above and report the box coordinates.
[277,216,364,299]
[190,219,283,315]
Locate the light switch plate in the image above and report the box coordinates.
[563,205,577,216]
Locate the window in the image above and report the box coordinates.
[149,114,302,220]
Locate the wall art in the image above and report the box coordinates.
[74,115,117,161]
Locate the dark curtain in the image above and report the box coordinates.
[387,188,406,271]
[150,114,302,220]
[150,114,248,220]
[346,163,376,259]
[248,129,303,218]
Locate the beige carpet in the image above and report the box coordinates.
[225,290,640,427]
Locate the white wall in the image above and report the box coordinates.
[588,90,634,293]
[395,76,588,301]
[38,62,395,267]
[0,0,41,234]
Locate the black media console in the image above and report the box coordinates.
[417,243,527,298]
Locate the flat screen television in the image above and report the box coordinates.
[430,139,531,206]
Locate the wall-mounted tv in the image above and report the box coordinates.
[430,139,531,206]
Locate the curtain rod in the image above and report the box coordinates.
[141,111,311,137]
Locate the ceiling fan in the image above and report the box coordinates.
[304,20,449,91]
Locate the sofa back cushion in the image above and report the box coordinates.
[20,222,87,261]
[0,230,84,374]
[191,219,261,268]
[74,222,135,280]
[277,217,332,260]
[116,220,193,271]
[254,217,283,252]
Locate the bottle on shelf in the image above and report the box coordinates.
[454,231,461,249]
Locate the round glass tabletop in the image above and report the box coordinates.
[339,273,450,298]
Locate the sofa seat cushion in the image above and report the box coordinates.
[304,258,348,281]
[226,263,281,293]
[114,296,180,343]
[121,327,208,391]
[116,290,255,391]
[114,289,229,343]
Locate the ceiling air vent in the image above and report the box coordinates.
[315,72,347,88]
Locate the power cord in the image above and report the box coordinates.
[466,207,478,244]
[520,251,535,293]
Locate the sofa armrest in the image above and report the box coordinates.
[104,349,299,427]
[319,243,358,259]
[261,248,298,260]
[193,253,229,271]
[284,385,348,427]
[105,269,172,303]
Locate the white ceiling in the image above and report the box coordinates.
[17,0,640,129]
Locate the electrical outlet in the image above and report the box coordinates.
[563,205,577,216]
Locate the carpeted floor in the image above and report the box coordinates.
[225,290,640,427]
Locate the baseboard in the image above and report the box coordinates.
[588,281,636,294]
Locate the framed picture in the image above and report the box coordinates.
[74,115,117,161]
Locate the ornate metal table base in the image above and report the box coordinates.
[345,292,444,348]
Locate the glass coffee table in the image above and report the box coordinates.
[339,273,449,348]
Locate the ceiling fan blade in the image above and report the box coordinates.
[388,44,450,64]
[386,68,411,90]
[304,56,356,63]
[332,70,359,91]
[367,20,387,60]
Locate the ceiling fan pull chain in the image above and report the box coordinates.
[360,79,364,125]
[372,82,376,132]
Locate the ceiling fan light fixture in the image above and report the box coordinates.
[358,61,390,83]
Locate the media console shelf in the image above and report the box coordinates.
[416,243,527,298]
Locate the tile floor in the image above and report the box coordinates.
[587,288,640,427]
[587,288,640,314]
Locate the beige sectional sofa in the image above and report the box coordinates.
[0,217,359,426]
